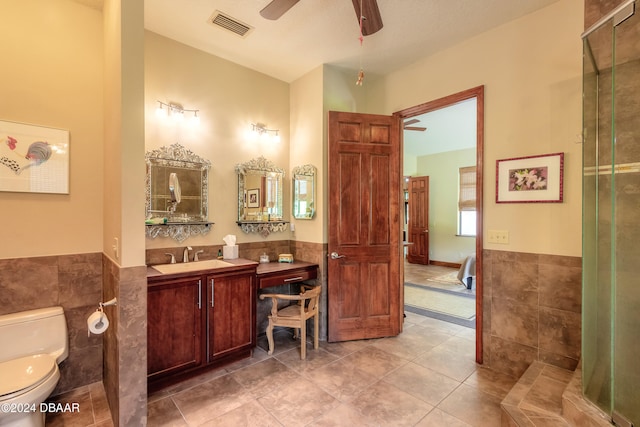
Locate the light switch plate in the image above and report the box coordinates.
[488,230,509,244]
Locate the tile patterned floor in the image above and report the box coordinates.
[142,313,516,427]
[45,312,516,426]
[45,381,113,427]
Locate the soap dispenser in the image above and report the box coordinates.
[259,253,269,263]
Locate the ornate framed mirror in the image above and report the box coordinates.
[292,164,316,219]
[145,143,212,242]
[235,156,288,237]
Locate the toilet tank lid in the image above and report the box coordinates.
[0,306,64,328]
[0,354,56,397]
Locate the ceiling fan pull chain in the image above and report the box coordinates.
[356,0,365,86]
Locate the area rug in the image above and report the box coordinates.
[428,271,462,285]
[404,283,476,328]
[406,271,475,295]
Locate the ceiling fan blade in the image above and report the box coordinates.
[404,126,427,132]
[404,119,420,126]
[260,0,300,20]
[351,0,383,36]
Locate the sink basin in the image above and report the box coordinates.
[151,259,234,274]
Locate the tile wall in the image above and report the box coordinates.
[102,256,147,427]
[0,253,103,395]
[482,249,582,378]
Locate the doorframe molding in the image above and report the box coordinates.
[394,85,485,364]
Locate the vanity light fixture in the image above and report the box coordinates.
[155,101,200,125]
[249,122,280,143]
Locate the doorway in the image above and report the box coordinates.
[395,85,484,363]
[406,175,430,265]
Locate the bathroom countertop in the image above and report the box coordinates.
[146,257,259,279]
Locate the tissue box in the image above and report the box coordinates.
[223,245,238,260]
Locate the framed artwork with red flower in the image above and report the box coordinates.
[0,120,69,194]
[496,152,564,203]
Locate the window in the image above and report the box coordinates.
[458,166,476,236]
[460,211,476,236]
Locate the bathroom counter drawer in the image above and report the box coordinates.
[257,262,318,289]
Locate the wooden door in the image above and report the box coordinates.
[208,270,255,360]
[407,176,430,264]
[327,111,401,342]
[147,276,203,380]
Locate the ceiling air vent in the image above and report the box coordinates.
[209,11,253,38]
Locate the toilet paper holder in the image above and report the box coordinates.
[88,298,117,337]
[98,298,117,311]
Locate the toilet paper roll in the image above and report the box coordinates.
[87,310,109,337]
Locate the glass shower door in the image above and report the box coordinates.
[582,2,640,425]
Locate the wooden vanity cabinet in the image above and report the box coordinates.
[147,275,204,381]
[207,270,256,360]
[147,264,256,388]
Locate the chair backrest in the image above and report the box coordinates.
[301,285,321,313]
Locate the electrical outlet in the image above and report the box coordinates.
[112,237,119,260]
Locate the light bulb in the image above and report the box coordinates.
[172,108,184,122]
[246,126,258,141]
[191,111,200,126]
[155,103,167,118]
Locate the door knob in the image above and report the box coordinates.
[330,252,346,259]
[424,229,429,233]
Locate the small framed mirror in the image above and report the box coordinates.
[146,143,210,223]
[292,164,316,219]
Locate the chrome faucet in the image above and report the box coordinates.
[183,246,192,263]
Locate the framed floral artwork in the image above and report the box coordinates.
[0,120,69,194]
[496,152,564,203]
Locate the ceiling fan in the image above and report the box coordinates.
[260,0,383,35]
[404,119,427,132]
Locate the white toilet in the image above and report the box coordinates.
[0,307,68,427]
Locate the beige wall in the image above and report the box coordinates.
[289,66,325,243]
[144,32,292,249]
[103,0,146,268]
[0,0,104,260]
[370,0,584,257]
[416,148,477,263]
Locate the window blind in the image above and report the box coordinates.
[459,166,476,211]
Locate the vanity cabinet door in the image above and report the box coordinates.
[207,269,256,361]
[147,276,204,380]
